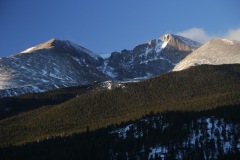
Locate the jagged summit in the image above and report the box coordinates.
[20,38,58,53]
[101,33,201,79]
[173,38,240,71]
[160,34,202,51]
[146,34,201,51]
[159,34,178,43]
[0,34,202,97]
[20,38,101,59]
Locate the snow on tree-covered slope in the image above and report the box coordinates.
[101,34,201,80]
[111,113,240,159]
[173,39,240,71]
[0,38,109,97]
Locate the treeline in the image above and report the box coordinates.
[0,64,240,147]
[0,83,99,119]
[1,105,240,160]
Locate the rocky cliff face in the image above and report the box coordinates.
[0,34,201,97]
[0,38,109,97]
[100,34,201,80]
[173,39,240,71]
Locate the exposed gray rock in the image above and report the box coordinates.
[100,34,201,80]
[0,38,109,97]
[0,34,201,97]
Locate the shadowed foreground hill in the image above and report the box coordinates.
[0,64,240,147]
[0,83,102,120]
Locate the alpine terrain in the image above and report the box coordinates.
[173,39,240,71]
[0,34,240,159]
[0,34,201,97]
[101,34,201,79]
[0,64,240,159]
[0,38,108,97]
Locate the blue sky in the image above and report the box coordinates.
[0,0,240,58]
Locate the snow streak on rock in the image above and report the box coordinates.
[0,34,201,97]
[101,34,201,80]
[0,38,109,97]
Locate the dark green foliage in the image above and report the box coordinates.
[0,64,240,147]
[0,83,99,119]
[1,105,240,160]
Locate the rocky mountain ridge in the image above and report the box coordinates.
[0,34,201,97]
[0,38,108,97]
[101,34,201,79]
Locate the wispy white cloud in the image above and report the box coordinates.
[176,27,240,43]
[176,28,214,43]
[225,28,240,41]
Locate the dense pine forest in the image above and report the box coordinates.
[0,83,99,120]
[0,64,240,159]
[0,65,240,147]
[1,105,240,160]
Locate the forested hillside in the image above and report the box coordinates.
[1,105,240,159]
[0,64,240,147]
[0,83,100,120]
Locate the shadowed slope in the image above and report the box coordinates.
[0,64,240,147]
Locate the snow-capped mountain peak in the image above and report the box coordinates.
[160,34,202,51]
[0,35,202,97]
[101,34,201,80]
[20,38,101,59]
[21,38,57,53]
[160,34,172,41]
[173,38,240,71]
[0,38,108,97]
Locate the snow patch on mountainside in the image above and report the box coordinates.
[100,61,117,78]
[103,34,201,79]
[21,47,36,53]
[0,35,201,97]
[161,41,168,48]
[0,38,109,97]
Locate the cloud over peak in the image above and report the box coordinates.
[176,27,240,43]
[226,28,240,41]
[176,28,213,43]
